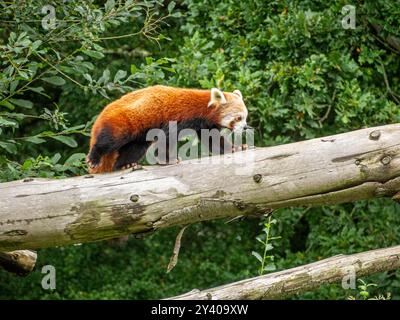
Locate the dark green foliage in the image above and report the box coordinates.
[171,0,400,144]
[1,0,400,299]
[0,221,260,299]
[0,0,177,180]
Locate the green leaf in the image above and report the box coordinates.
[9,98,33,109]
[167,1,176,13]
[265,243,274,251]
[251,251,263,263]
[51,135,77,148]
[98,69,110,85]
[64,153,86,166]
[28,86,49,97]
[82,50,105,60]
[105,0,115,12]
[42,76,66,86]
[162,67,176,73]
[130,64,139,74]
[83,73,92,83]
[51,153,62,164]
[264,264,276,272]
[31,40,42,50]
[18,70,30,79]
[256,236,265,244]
[10,80,19,93]
[0,117,17,127]
[114,70,127,82]
[0,100,15,110]
[64,124,85,131]
[21,159,33,170]
[145,57,153,65]
[0,141,17,154]
[170,11,182,18]
[24,136,46,144]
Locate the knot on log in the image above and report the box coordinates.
[369,130,381,140]
[130,194,140,202]
[253,174,263,183]
[381,155,392,165]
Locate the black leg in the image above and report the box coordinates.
[159,123,179,164]
[87,127,130,167]
[113,141,151,171]
[196,129,232,155]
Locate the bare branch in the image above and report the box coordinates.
[0,250,37,276]
[167,225,188,273]
[168,245,400,300]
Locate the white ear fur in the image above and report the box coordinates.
[233,89,242,99]
[208,88,227,107]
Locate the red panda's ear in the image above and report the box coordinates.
[233,90,243,100]
[208,88,227,107]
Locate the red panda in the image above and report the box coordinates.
[87,85,250,173]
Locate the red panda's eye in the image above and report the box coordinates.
[236,116,242,121]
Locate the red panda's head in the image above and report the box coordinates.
[208,88,249,131]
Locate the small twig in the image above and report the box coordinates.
[167,225,189,273]
[98,30,142,41]
[319,89,336,124]
[0,47,82,104]
[380,61,400,105]
[371,33,400,56]
[35,52,85,89]
[225,215,244,224]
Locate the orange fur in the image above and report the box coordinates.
[88,152,118,174]
[88,85,246,173]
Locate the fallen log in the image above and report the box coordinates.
[168,245,400,300]
[1,124,400,251]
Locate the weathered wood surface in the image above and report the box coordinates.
[0,250,37,276]
[169,245,400,300]
[1,123,400,251]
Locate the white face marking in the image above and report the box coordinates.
[220,110,248,131]
[233,111,248,131]
[233,118,248,131]
[211,88,249,131]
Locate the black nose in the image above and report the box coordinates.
[243,125,253,131]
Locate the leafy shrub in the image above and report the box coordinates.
[0,0,177,181]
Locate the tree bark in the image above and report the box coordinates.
[168,245,400,300]
[1,124,400,251]
[0,250,37,276]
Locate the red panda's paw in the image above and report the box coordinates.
[121,163,142,171]
[232,144,249,153]
[156,157,181,166]
[86,154,99,169]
